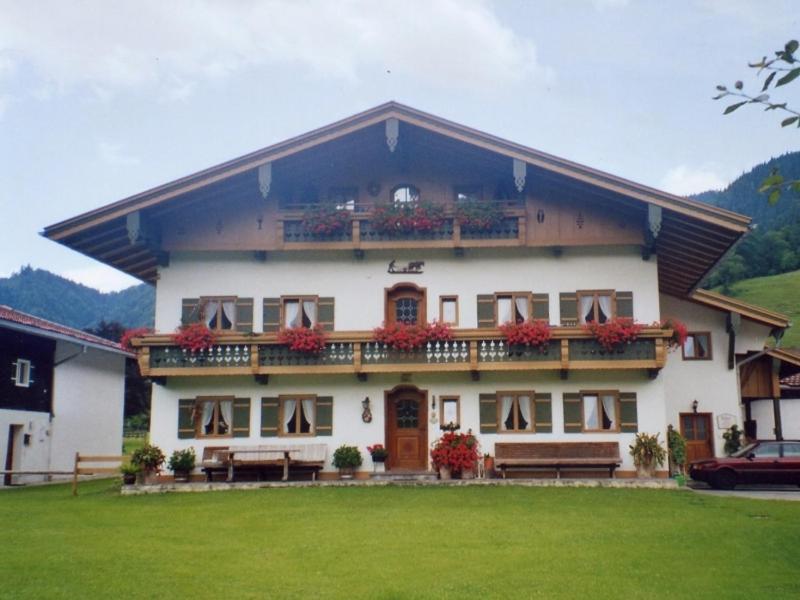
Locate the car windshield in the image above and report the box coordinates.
[731,443,758,458]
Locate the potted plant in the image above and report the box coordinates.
[302,203,352,237]
[483,453,495,478]
[120,463,139,485]
[277,325,328,354]
[167,447,196,483]
[370,200,445,235]
[629,433,667,478]
[373,321,453,352]
[723,424,743,456]
[659,317,688,351]
[332,444,363,479]
[367,444,389,473]
[430,430,480,480]
[584,318,644,352]
[171,322,217,352]
[667,425,687,477]
[455,199,504,232]
[499,320,552,353]
[130,443,166,485]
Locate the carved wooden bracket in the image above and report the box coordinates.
[385,118,399,153]
[258,162,272,199]
[513,158,527,192]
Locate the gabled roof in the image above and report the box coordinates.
[42,101,752,293]
[689,289,791,329]
[0,305,132,356]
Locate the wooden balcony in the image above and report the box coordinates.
[133,327,670,379]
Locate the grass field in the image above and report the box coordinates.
[122,435,146,456]
[715,269,800,348]
[1,482,799,599]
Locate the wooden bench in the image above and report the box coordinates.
[200,446,232,482]
[200,444,327,482]
[494,442,621,479]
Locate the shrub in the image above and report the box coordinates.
[667,426,687,474]
[499,320,552,349]
[167,448,196,472]
[584,318,643,352]
[130,444,166,472]
[723,424,743,456]
[332,445,363,469]
[171,323,216,352]
[277,326,328,354]
[629,433,667,468]
[120,463,140,476]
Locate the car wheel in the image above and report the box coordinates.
[710,469,737,490]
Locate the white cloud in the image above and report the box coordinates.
[0,0,551,100]
[660,165,729,196]
[61,265,141,293]
[97,141,141,167]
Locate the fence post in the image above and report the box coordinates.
[72,452,80,496]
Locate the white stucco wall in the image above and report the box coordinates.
[749,399,800,440]
[154,246,661,332]
[49,343,126,473]
[0,409,52,485]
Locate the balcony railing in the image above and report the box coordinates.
[133,328,669,378]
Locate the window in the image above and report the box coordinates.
[13,359,31,388]
[454,185,482,204]
[752,442,781,458]
[440,396,460,429]
[282,296,318,328]
[498,392,534,432]
[328,187,358,211]
[280,396,316,436]
[386,283,426,325]
[391,184,420,206]
[439,296,459,326]
[577,290,614,324]
[496,292,530,325]
[782,443,800,457]
[581,391,619,432]
[683,332,712,360]
[201,297,236,331]
[196,398,233,438]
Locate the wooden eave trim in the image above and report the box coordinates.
[683,289,790,328]
[766,349,800,368]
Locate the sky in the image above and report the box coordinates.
[0,0,797,292]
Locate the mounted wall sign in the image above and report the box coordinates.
[388,260,424,274]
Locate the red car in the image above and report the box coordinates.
[689,440,800,490]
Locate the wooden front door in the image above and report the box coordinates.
[680,413,714,464]
[386,387,428,471]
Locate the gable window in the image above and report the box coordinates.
[577,290,614,324]
[581,391,618,432]
[282,297,318,328]
[439,296,459,326]
[683,332,712,360]
[201,297,236,331]
[498,392,534,432]
[280,396,316,436]
[196,398,233,438]
[496,292,530,325]
[329,187,358,211]
[13,359,32,388]
[391,184,420,206]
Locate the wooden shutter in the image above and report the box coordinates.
[532,293,549,322]
[262,298,281,333]
[181,298,200,325]
[318,297,335,332]
[178,399,195,439]
[619,392,638,433]
[479,393,498,433]
[316,396,333,436]
[533,392,552,433]
[232,398,250,438]
[559,293,577,326]
[616,291,634,319]
[260,397,279,437]
[563,393,583,433]
[235,298,254,333]
[477,295,495,328]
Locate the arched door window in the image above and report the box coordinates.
[391,185,420,206]
[386,283,426,325]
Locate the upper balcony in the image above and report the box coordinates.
[132,327,670,380]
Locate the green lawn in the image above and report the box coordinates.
[1,481,798,599]
[122,435,147,456]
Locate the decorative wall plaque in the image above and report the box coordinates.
[388,260,424,274]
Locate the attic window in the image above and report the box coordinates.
[13,359,32,388]
[392,185,419,206]
[328,187,358,211]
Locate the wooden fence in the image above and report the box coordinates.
[72,452,127,496]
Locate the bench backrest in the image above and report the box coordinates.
[495,442,620,460]
[201,446,229,462]
[289,444,327,463]
[225,444,328,463]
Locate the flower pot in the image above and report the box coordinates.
[483,456,495,478]
[439,466,452,480]
[173,469,191,483]
[137,469,159,485]
[461,468,475,480]
[373,461,386,473]
[339,467,355,480]
[122,473,136,486]
[636,463,656,479]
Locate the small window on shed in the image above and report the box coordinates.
[14,359,32,388]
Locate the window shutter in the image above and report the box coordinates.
[532,293,549,322]
[235,298,254,333]
[318,297,335,332]
[559,293,578,326]
[181,298,200,325]
[616,291,634,319]
[479,393,498,433]
[316,396,333,436]
[534,392,552,433]
[260,397,279,437]
[563,393,583,433]
[178,399,195,439]
[619,392,638,433]
[477,295,495,328]
[232,398,250,438]
[263,298,281,333]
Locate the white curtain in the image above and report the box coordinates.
[500,395,513,431]
[579,296,594,324]
[684,336,695,357]
[202,402,215,431]
[283,399,297,432]
[695,336,708,357]
[222,301,236,329]
[497,298,512,324]
[442,300,456,324]
[515,297,529,322]
[205,300,220,327]
[601,394,616,430]
[285,301,301,328]
[220,400,233,432]
[598,295,613,323]
[583,395,599,430]
[302,300,317,327]
[518,395,532,430]
[302,399,315,430]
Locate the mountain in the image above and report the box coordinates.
[0,266,154,330]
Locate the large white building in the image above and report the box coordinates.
[44,103,794,479]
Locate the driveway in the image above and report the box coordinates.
[689,482,800,501]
